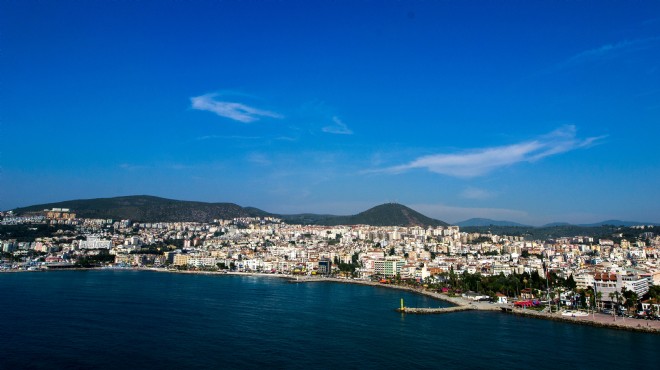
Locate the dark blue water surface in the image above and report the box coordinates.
[1,270,658,369]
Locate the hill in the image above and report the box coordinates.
[12,195,270,223]
[578,220,658,227]
[282,203,449,227]
[542,220,659,227]
[455,218,529,227]
[542,222,572,227]
[12,197,449,227]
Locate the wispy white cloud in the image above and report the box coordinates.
[275,136,299,142]
[559,37,660,68]
[322,116,353,135]
[460,187,494,200]
[246,153,272,166]
[119,163,149,171]
[190,93,283,123]
[375,125,604,178]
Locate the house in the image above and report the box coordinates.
[641,299,660,315]
[520,288,535,300]
[495,293,508,304]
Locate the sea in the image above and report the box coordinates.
[0,270,658,369]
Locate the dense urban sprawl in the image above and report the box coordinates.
[2,208,660,317]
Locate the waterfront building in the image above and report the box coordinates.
[593,272,619,306]
[621,272,649,297]
[188,257,216,268]
[318,258,332,275]
[374,257,405,277]
[79,236,112,249]
[574,272,595,290]
[594,271,649,306]
[173,254,190,266]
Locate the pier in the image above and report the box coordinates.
[396,297,475,314]
[396,305,475,314]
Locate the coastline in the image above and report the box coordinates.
[6,267,660,334]
[155,270,660,334]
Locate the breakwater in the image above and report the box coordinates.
[396,305,474,314]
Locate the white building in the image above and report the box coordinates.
[574,272,595,290]
[79,236,112,249]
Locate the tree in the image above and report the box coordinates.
[615,291,623,315]
[608,292,616,319]
[549,291,557,312]
[623,289,639,314]
[587,289,596,311]
[565,274,577,290]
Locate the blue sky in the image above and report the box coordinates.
[1,0,659,225]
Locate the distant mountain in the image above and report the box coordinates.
[542,220,659,227]
[455,218,529,227]
[542,222,572,227]
[281,203,449,227]
[578,220,659,227]
[12,195,270,223]
[12,196,449,227]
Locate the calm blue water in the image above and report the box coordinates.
[1,270,658,369]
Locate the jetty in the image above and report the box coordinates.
[396,298,475,314]
[397,305,475,314]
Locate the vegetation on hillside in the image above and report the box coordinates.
[461,224,657,241]
[282,203,449,227]
[0,224,76,242]
[13,195,269,223]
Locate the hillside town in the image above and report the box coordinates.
[2,208,660,316]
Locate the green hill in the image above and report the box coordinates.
[13,195,270,223]
[12,197,449,227]
[281,203,449,227]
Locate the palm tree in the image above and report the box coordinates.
[549,291,556,313]
[627,292,639,315]
[616,292,624,320]
[650,302,658,319]
[609,292,616,320]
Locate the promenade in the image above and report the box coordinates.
[506,307,660,333]
[287,275,660,334]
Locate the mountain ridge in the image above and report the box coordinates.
[9,196,658,228]
[10,196,449,227]
[455,218,530,227]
